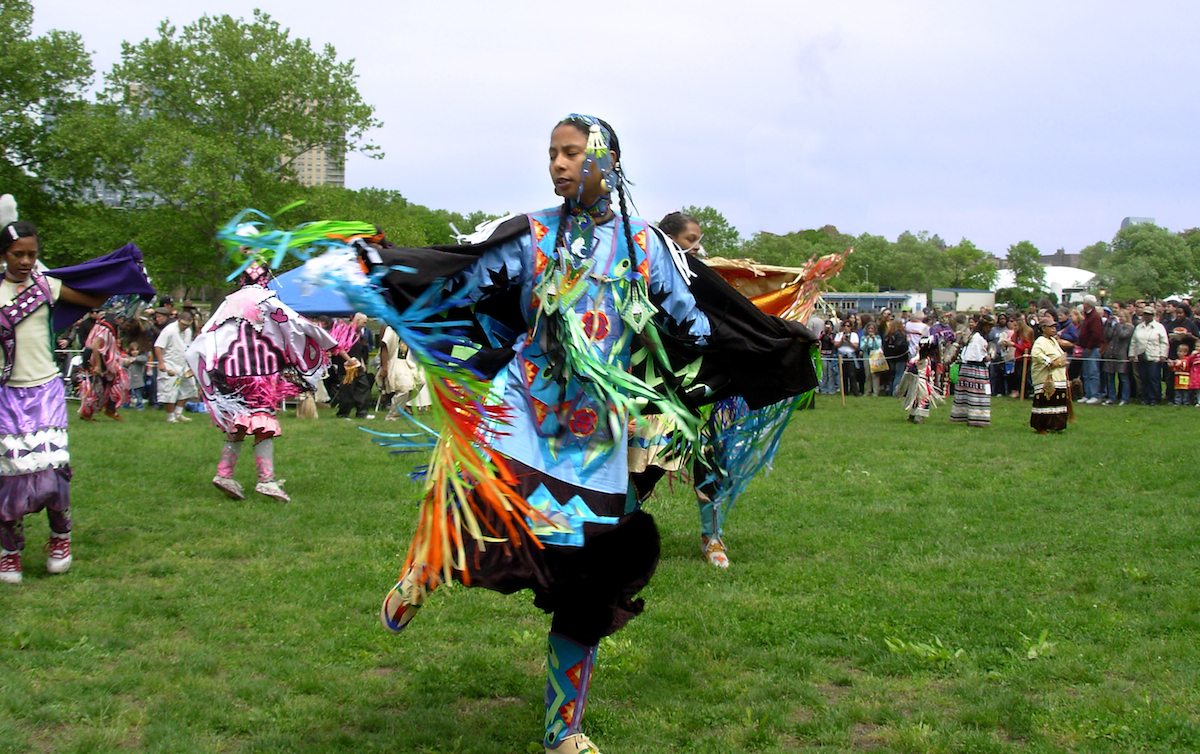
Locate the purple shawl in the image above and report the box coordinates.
[47,244,156,333]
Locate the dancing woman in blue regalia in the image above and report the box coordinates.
[383,115,816,754]
[229,115,817,753]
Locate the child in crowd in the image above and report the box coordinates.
[899,336,942,423]
[1192,345,1200,408]
[122,342,148,409]
[1170,343,1197,406]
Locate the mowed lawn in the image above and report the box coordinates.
[2,395,1197,753]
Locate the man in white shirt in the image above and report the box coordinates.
[1130,306,1168,405]
[154,310,199,422]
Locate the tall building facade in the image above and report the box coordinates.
[292,143,345,188]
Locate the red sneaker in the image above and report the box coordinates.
[47,535,72,574]
[0,550,22,584]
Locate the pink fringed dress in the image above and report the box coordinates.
[185,285,336,437]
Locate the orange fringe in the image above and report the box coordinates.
[400,376,558,592]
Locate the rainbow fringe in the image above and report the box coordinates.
[219,211,555,593]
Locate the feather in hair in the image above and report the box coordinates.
[0,194,17,227]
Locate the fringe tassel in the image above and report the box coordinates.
[255,227,557,593]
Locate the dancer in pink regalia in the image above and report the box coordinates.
[78,313,130,421]
[186,263,336,502]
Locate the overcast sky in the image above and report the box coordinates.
[32,0,1200,256]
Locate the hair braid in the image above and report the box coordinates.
[552,200,569,256]
[614,169,638,274]
[542,200,572,413]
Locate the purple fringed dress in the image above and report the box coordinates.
[0,275,72,546]
[0,374,73,530]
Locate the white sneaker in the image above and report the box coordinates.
[46,534,72,574]
[0,550,22,584]
[255,480,290,502]
[176,413,193,422]
[166,414,178,423]
[212,475,246,500]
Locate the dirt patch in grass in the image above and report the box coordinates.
[790,705,816,724]
[775,732,818,750]
[25,723,76,754]
[817,659,868,706]
[119,730,144,750]
[851,721,885,750]
[816,681,851,706]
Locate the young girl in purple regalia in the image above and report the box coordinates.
[0,196,153,584]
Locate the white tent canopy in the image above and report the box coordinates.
[996,265,1095,301]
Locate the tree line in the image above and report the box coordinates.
[689,205,1200,307]
[5,2,1197,305]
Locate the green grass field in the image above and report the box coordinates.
[2,396,1197,753]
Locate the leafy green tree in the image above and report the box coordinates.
[83,10,381,289]
[739,232,798,266]
[945,238,998,289]
[740,225,853,271]
[1179,228,1200,296]
[1005,240,1047,296]
[1078,241,1110,273]
[298,186,495,248]
[679,205,742,257]
[35,204,131,268]
[840,233,894,292]
[1099,223,1192,300]
[0,1,94,216]
[298,187,430,248]
[876,231,949,294]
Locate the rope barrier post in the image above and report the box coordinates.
[838,354,846,407]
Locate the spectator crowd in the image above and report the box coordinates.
[808,294,1200,407]
[58,292,1200,417]
[56,300,431,420]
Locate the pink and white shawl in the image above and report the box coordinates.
[185,286,337,435]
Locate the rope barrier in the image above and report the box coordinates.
[824,353,1170,366]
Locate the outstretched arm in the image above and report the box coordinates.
[58,284,107,310]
